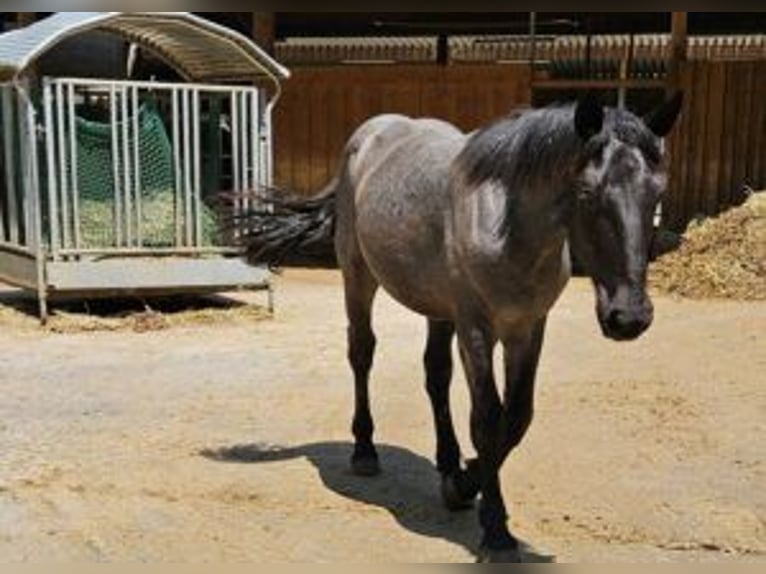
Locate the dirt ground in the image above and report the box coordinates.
[0,269,764,563]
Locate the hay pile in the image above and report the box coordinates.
[650,192,766,300]
[0,295,271,334]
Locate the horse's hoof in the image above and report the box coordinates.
[440,474,475,512]
[477,546,523,563]
[351,455,381,477]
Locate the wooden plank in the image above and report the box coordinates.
[746,62,766,190]
[273,84,296,188]
[380,82,420,118]
[689,62,710,219]
[703,61,726,215]
[533,78,666,90]
[326,81,350,185]
[718,61,739,210]
[674,63,695,229]
[309,80,330,191]
[731,62,754,205]
[291,76,313,194]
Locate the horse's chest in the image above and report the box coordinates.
[464,244,571,330]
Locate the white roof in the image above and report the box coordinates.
[0,12,290,84]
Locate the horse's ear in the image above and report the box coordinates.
[645,91,684,138]
[574,92,604,141]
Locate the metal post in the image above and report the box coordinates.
[231,89,241,211]
[132,85,142,247]
[3,88,19,245]
[255,89,263,191]
[172,87,182,247]
[182,88,192,247]
[110,84,123,247]
[192,88,202,247]
[67,81,81,250]
[42,80,60,256]
[240,89,250,211]
[264,98,276,186]
[55,81,71,250]
[24,93,47,323]
[121,85,132,246]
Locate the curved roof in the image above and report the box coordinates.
[0,12,290,85]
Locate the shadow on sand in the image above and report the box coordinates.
[200,441,555,563]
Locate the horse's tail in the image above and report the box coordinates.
[228,176,339,269]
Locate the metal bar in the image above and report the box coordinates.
[192,88,202,247]
[264,97,276,186]
[56,246,243,257]
[14,92,28,248]
[182,88,193,247]
[42,80,60,255]
[55,81,71,250]
[3,87,19,245]
[231,89,241,216]
[53,76,259,94]
[121,85,132,247]
[0,240,36,256]
[16,87,32,248]
[25,93,47,322]
[132,85,142,247]
[0,87,7,243]
[110,83,123,247]
[240,89,250,212]
[255,90,263,190]
[172,88,182,247]
[67,81,81,250]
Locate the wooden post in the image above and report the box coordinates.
[252,13,275,54]
[668,12,688,93]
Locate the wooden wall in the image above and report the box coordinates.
[273,64,531,194]
[272,61,765,232]
[665,60,766,230]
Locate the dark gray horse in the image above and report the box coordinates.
[238,93,682,562]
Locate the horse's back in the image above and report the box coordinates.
[348,115,466,319]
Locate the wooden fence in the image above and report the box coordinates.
[665,60,766,230]
[273,64,531,194]
[272,61,765,231]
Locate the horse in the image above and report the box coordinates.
[237,93,683,562]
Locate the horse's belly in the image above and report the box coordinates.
[356,189,454,320]
[351,129,464,320]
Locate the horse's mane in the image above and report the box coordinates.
[455,103,660,189]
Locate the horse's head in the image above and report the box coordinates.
[568,93,683,341]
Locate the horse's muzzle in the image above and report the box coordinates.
[602,306,653,341]
[596,285,654,342]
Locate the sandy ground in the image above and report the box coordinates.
[0,269,764,563]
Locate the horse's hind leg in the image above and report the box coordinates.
[424,319,478,510]
[343,261,380,477]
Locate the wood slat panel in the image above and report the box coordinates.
[273,64,531,194]
[703,61,726,215]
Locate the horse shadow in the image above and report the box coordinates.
[200,441,555,563]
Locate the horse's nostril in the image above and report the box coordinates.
[606,309,647,339]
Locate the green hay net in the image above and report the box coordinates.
[73,104,218,248]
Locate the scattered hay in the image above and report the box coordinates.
[0,294,271,334]
[650,192,766,300]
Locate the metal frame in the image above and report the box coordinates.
[0,76,277,322]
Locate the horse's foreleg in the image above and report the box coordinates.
[344,265,380,477]
[457,322,521,563]
[500,316,547,456]
[424,319,476,510]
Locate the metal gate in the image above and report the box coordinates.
[0,76,276,321]
[42,77,272,257]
